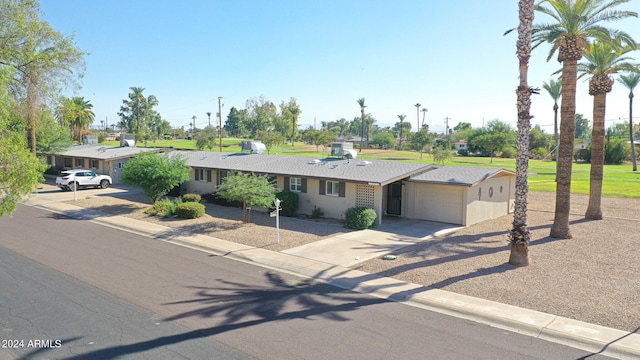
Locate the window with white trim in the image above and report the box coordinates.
[75,158,85,167]
[290,177,302,192]
[326,181,340,196]
[195,168,210,182]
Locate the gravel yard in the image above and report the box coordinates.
[61,187,640,333]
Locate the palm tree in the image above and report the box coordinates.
[618,72,640,172]
[206,111,211,127]
[397,114,407,149]
[421,108,428,128]
[414,103,421,131]
[70,97,95,143]
[579,41,636,219]
[532,0,637,239]
[357,98,366,152]
[542,79,562,163]
[130,86,146,137]
[289,105,301,146]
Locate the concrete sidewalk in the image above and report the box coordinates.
[23,187,640,359]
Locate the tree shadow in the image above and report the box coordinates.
[576,326,640,359]
[56,272,387,360]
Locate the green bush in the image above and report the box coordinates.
[500,146,517,158]
[311,206,324,218]
[531,147,548,159]
[182,193,201,203]
[345,207,377,230]
[176,202,205,219]
[275,191,299,217]
[145,198,176,218]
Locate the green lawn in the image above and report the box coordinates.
[103,138,640,198]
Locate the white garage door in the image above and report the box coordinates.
[414,183,464,224]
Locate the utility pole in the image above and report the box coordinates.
[192,115,196,139]
[218,97,223,152]
[444,116,452,150]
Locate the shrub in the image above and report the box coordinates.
[202,192,243,208]
[345,206,377,230]
[145,198,176,218]
[275,191,299,217]
[182,193,201,203]
[531,147,548,159]
[311,206,324,218]
[175,202,206,219]
[500,146,517,158]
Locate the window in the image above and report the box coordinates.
[64,158,72,168]
[218,170,229,185]
[195,168,211,182]
[326,181,340,196]
[290,177,302,192]
[90,159,99,169]
[75,158,85,167]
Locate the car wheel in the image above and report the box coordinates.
[100,180,110,189]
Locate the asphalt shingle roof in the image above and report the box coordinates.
[51,145,160,160]
[175,150,434,186]
[409,165,515,186]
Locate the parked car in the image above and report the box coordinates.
[56,170,112,191]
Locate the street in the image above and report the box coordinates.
[0,205,610,359]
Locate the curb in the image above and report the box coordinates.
[27,199,640,360]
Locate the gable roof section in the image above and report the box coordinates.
[50,145,162,161]
[409,166,515,187]
[176,150,434,186]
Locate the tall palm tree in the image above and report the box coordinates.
[618,72,640,172]
[70,96,95,143]
[289,105,300,146]
[357,98,366,152]
[542,79,562,162]
[509,0,535,266]
[414,103,421,131]
[421,108,428,128]
[579,41,636,219]
[397,114,407,149]
[532,0,637,239]
[130,86,146,137]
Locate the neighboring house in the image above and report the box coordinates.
[44,144,163,184]
[176,150,516,226]
[453,140,468,153]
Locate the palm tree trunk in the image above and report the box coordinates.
[509,0,534,266]
[585,92,606,219]
[550,58,578,239]
[630,93,637,171]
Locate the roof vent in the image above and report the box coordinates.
[98,146,106,153]
[357,161,372,166]
[308,159,321,164]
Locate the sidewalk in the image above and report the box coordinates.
[24,187,640,359]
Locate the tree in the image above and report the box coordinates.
[531,0,637,239]
[1,0,86,155]
[575,113,591,140]
[579,41,636,219]
[120,152,190,203]
[224,107,247,138]
[0,130,47,216]
[414,103,421,130]
[245,95,277,138]
[397,114,407,149]
[618,72,640,171]
[279,97,301,146]
[508,0,535,267]
[216,172,276,223]
[431,146,452,165]
[407,126,434,159]
[371,132,396,149]
[357,98,366,152]
[542,79,562,161]
[195,126,218,151]
[70,97,95,143]
[472,133,508,163]
[257,130,285,154]
[421,108,428,127]
[118,87,160,142]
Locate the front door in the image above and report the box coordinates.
[387,182,402,216]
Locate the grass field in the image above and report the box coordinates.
[103,138,640,198]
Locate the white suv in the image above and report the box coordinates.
[56,170,112,191]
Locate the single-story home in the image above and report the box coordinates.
[43,144,163,184]
[175,150,516,226]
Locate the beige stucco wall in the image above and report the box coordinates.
[465,174,515,226]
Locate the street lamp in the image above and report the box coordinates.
[274,198,282,244]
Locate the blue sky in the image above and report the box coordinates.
[40,0,640,134]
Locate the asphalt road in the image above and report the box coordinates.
[0,205,611,359]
